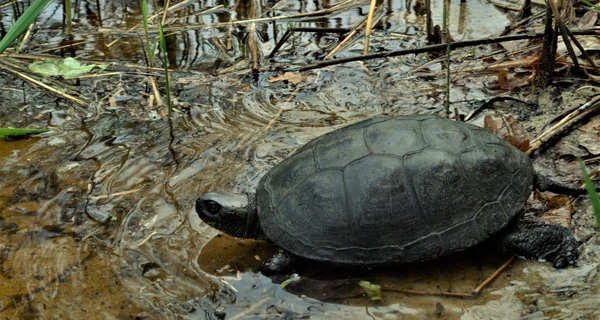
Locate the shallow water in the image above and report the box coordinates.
[1,0,599,319]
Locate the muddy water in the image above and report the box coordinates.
[1,0,599,319]
[0,102,519,319]
[2,79,600,319]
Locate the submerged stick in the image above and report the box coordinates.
[383,257,516,297]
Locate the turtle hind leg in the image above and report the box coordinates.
[265,251,296,273]
[497,222,579,268]
[534,172,595,196]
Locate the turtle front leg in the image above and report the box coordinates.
[497,222,579,268]
[265,251,296,272]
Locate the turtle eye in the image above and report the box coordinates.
[205,200,221,215]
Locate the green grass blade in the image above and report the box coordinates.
[579,0,600,10]
[578,157,600,231]
[0,0,52,54]
[0,127,48,138]
[155,5,172,117]
[140,0,156,66]
[65,0,72,35]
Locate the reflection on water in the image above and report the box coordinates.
[1,0,598,319]
[1,0,507,68]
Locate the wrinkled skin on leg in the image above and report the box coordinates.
[497,222,579,268]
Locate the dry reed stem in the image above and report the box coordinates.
[325,3,384,60]
[18,22,35,52]
[161,0,171,25]
[149,76,162,106]
[527,95,600,155]
[102,0,364,36]
[547,0,600,74]
[32,41,87,54]
[363,0,378,55]
[76,72,122,79]
[248,0,261,72]
[326,23,362,59]
[107,1,223,47]
[547,0,580,71]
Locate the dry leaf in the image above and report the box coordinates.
[557,36,600,57]
[578,11,598,29]
[484,114,500,133]
[577,132,600,155]
[494,70,533,90]
[499,39,531,52]
[539,194,575,227]
[484,114,530,151]
[504,135,530,152]
[573,119,600,155]
[269,72,303,84]
[529,192,575,227]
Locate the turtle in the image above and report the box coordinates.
[196,114,591,271]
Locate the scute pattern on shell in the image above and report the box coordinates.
[256,115,534,265]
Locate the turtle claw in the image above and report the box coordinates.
[265,251,295,273]
[551,235,578,268]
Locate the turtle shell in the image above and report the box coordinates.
[256,114,533,265]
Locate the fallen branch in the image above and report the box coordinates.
[283,28,600,72]
[527,95,600,155]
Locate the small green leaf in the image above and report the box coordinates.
[28,57,108,79]
[359,280,384,302]
[0,127,48,138]
[280,273,300,289]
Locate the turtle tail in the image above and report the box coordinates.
[533,172,598,196]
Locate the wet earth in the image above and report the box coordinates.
[1,0,600,319]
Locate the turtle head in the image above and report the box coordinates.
[195,192,266,240]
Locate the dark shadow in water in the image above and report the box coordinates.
[197,232,516,315]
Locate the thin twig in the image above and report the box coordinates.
[471,257,515,295]
[385,257,516,297]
